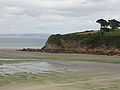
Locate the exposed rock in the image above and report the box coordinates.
[20,48,41,52]
[41,31,120,55]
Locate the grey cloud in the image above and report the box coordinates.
[0,0,120,34]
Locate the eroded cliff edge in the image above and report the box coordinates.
[41,30,120,55]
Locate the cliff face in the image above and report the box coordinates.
[41,31,120,55]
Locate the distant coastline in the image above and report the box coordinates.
[0,34,50,49]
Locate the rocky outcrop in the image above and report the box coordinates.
[41,36,120,55]
[42,40,120,55]
[41,32,120,55]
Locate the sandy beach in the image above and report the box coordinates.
[0,49,120,60]
[0,49,120,90]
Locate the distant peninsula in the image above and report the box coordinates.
[41,30,120,55]
[22,19,120,55]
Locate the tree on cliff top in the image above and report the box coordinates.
[108,19,120,30]
[96,19,109,31]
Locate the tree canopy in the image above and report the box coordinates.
[108,19,120,30]
[96,19,120,31]
[96,19,109,31]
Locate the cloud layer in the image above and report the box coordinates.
[0,0,120,34]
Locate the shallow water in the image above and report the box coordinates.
[0,60,120,75]
[0,62,61,75]
[0,60,83,75]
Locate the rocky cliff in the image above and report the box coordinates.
[41,30,120,55]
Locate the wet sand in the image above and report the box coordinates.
[0,61,120,90]
[0,49,120,90]
[0,49,120,60]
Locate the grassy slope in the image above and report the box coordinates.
[48,29,120,48]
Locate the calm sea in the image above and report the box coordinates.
[0,36,48,49]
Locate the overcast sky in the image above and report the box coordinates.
[0,0,120,34]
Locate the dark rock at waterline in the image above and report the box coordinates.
[19,48,41,52]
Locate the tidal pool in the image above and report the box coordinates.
[0,59,120,76]
[0,62,66,75]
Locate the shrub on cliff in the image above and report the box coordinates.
[47,30,120,48]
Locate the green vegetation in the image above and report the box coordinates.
[96,19,120,31]
[109,19,120,30]
[47,34,63,46]
[48,29,120,48]
[82,30,120,48]
[42,19,120,55]
[96,19,109,31]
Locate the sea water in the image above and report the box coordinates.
[0,37,47,49]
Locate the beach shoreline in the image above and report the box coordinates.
[0,49,120,90]
[0,49,120,60]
